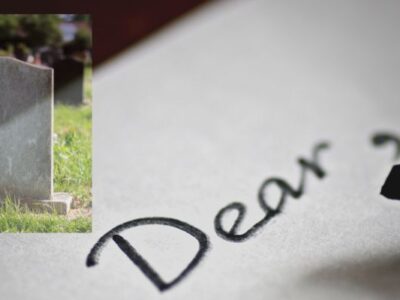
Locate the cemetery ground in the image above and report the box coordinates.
[0,66,92,233]
[0,104,92,232]
[0,197,91,233]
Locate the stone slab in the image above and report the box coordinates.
[0,57,53,201]
[19,192,73,215]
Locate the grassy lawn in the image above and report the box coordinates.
[54,104,92,208]
[84,65,92,103]
[0,197,90,233]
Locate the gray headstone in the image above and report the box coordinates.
[0,57,53,201]
[54,58,85,105]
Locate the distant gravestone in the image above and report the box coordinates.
[54,58,85,105]
[0,57,71,214]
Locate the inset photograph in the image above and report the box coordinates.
[0,14,92,232]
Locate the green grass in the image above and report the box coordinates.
[84,65,92,102]
[54,104,92,208]
[0,197,91,233]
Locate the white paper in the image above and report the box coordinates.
[1,0,400,299]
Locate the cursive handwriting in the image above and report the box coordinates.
[214,142,330,242]
[86,217,209,292]
[87,141,331,292]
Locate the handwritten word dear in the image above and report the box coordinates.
[87,141,331,292]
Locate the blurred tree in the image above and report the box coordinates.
[64,25,91,57]
[19,14,62,51]
[0,14,92,63]
[72,27,92,51]
[14,42,31,61]
[73,15,91,23]
[0,15,19,50]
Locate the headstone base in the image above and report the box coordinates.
[20,192,73,215]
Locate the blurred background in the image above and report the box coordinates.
[0,1,210,66]
[0,14,91,67]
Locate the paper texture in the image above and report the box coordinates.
[1,0,400,299]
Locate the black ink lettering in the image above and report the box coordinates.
[372,132,400,160]
[87,140,331,292]
[214,142,330,242]
[372,132,400,200]
[86,217,209,292]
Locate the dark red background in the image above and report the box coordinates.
[0,0,210,66]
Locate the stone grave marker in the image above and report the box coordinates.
[0,57,72,214]
[54,58,85,105]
